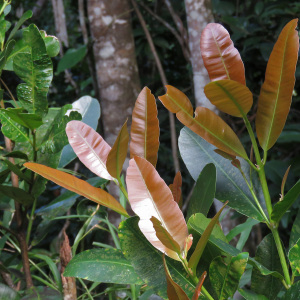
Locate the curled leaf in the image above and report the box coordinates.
[169,171,182,208]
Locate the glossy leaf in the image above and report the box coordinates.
[13,24,53,117]
[204,80,253,117]
[186,163,216,220]
[151,216,181,254]
[163,254,189,300]
[64,248,143,284]
[179,127,265,221]
[192,271,207,300]
[238,289,268,300]
[288,238,300,276]
[251,234,283,299]
[59,96,101,168]
[130,87,160,167]
[271,180,300,223]
[40,31,60,57]
[169,171,182,207]
[126,156,188,260]
[282,280,300,299]
[159,86,248,159]
[290,208,300,249]
[66,120,113,181]
[119,217,195,299]
[256,19,299,150]
[188,214,284,281]
[200,23,245,85]
[209,253,249,300]
[107,120,129,179]
[189,201,228,272]
[24,162,128,216]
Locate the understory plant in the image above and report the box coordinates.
[0,1,300,298]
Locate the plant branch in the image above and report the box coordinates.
[131,0,180,173]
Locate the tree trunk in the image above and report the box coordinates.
[87,0,141,146]
[184,0,215,111]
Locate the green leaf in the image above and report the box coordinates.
[186,163,216,220]
[3,151,28,160]
[0,109,30,142]
[13,24,52,117]
[119,217,195,299]
[56,45,87,74]
[251,234,283,299]
[1,108,43,129]
[188,214,284,281]
[40,31,60,57]
[0,185,34,206]
[1,159,31,183]
[271,180,300,223]
[40,105,81,154]
[290,208,300,249]
[0,282,20,300]
[64,248,143,284]
[209,253,249,299]
[0,39,15,71]
[179,127,265,221]
[288,238,300,276]
[7,10,32,42]
[58,96,101,168]
[282,280,300,299]
[238,289,268,300]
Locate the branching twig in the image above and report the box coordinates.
[131,0,180,173]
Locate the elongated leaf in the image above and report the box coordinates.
[169,171,182,207]
[13,24,52,117]
[119,217,196,299]
[64,248,143,284]
[59,96,101,168]
[151,216,181,254]
[251,234,283,299]
[66,120,113,181]
[200,23,245,85]
[107,120,129,179]
[209,253,249,299]
[0,185,34,206]
[159,86,247,159]
[7,10,33,41]
[204,80,253,117]
[130,87,160,167]
[281,165,291,198]
[192,271,207,300]
[24,162,128,216]
[256,19,299,150]
[290,208,300,249]
[1,159,31,183]
[238,289,268,300]
[126,156,188,260]
[187,163,216,220]
[189,202,228,271]
[179,127,265,221]
[271,180,300,223]
[163,254,189,300]
[288,238,300,276]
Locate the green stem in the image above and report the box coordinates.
[26,198,37,244]
[271,229,291,287]
[117,177,129,201]
[0,1,10,18]
[130,284,137,300]
[78,278,93,300]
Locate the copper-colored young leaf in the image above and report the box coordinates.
[204,80,253,117]
[151,216,181,254]
[24,162,128,217]
[256,19,299,151]
[214,149,236,161]
[281,165,291,199]
[66,120,113,180]
[106,120,129,179]
[159,86,248,159]
[130,87,160,167]
[192,271,207,300]
[200,23,245,85]
[169,171,182,207]
[188,201,228,272]
[126,156,188,260]
[163,254,190,300]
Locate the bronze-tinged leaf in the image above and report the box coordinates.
[159,86,248,159]
[66,120,113,181]
[163,254,190,300]
[106,120,129,179]
[151,216,181,254]
[204,80,253,117]
[281,165,291,199]
[24,162,129,217]
[169,171,182,207]
[130,87,160,167]
[256,19,299,151]
[126,156,188,260]
[192,271,207,300]
[200,23,245,85]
